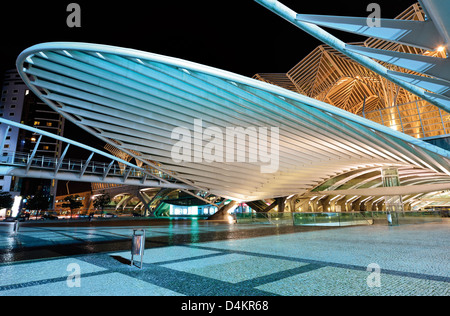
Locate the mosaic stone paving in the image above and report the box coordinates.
[0,221,448,296]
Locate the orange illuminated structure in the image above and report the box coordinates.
[254,3,449,139]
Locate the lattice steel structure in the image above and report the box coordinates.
[254,2,450,139]
[254,0,450,211]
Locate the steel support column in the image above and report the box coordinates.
[381,167,402,225]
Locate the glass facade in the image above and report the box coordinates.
[169,204,218,216]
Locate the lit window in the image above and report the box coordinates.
[34,121,40,126]
[46,122,52,127]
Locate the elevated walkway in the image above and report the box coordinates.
[0,151,186,188]
[0,118,223,207]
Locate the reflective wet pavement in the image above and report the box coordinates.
[0,219,332,263]
[0,219,448,296]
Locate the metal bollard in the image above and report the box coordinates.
[131,229,145,269]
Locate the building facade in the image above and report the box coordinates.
[0,69,65,201]
[0,69,29,193]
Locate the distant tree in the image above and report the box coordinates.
[93,192,111,216]
[27,194,51,212]
[62,195,83,218]
[0,191,13,209]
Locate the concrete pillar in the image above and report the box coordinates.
[277,197,287,213]
[208,200,238,220]
[136,190,152,216]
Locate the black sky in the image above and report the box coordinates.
[2,0,416,78]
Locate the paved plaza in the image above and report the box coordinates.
[0,219,448,296]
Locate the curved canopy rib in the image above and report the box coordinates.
[16,42,450,201]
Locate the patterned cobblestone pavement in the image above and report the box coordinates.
[0,220,448,296]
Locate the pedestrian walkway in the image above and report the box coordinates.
[0,220,448,296]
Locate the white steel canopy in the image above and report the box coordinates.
[16,42,450,202]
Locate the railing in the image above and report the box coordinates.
[235,212,294,225]
[235,212,373,226]
[235,211,442,226]
[293,212,373,226]
[0,151,173,180]
[397,211,443,224]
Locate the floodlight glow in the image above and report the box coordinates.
[11,196,22,218]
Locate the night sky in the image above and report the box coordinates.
[1,0,416,194]
[2,0,416,78]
